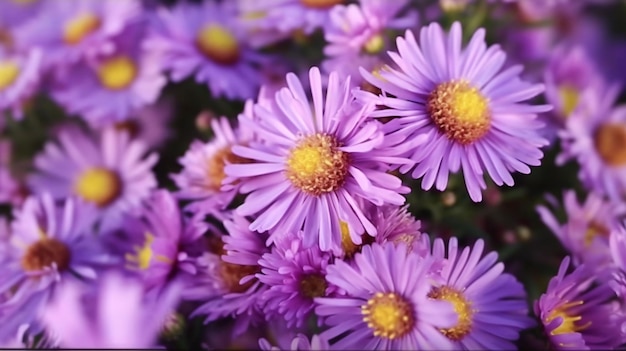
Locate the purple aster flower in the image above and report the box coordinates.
[146,0,273,100]
[358,22,551,202]
[184,213,269,334]
[556,84,626,202]
[15,0,142,70]
[259,334,330,351]
[225,67,410,253]
[50,22,166,126]
[257,230,338,328]
[427,237,534,349]
[0,193,113,342]
[315,242,457,350]
[29,127,158,230]
[534,256,622,350]
[41,271,181,348]
[0,48,42,119]
[537,190,625,280]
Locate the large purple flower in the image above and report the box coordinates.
[358,22,551,202]
[225,67,410,253]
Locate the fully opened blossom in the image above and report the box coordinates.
[0,48,42,118]
[29,127,158,230]
[225,67,410,253]
[359,22,551,202]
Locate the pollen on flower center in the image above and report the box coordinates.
[196,24,240,65]
[286,133,350,196]
[74,167,122,207]
[363,33,385,55]
[63,13,101,45]
[427,80,491,145]
[125,232,155,270]
[584,221,609,247]
[559,85,579,117]
[545,300,591,335]
[207,146,250,192]
[300,0,343,9]
[0,61,20,91]
[21,237,71,272]
[299,273,327,299]
[97,56,138,90]
[594,123,626,166]
[428,286,474,341]
[362,292,415,340]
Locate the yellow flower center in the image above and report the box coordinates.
[558,85,579,117]
[21,237,71,272]
[74,167,122,207]
[97,56,138,90]
[300,0,343,8]
[299,273,327,299]
[340,220,375,258]
[594,123,626,166]
[545,300,591,336]
[196,24,240,65]
[584,221,609,247]
[428,286,474,341]
[286,133,349,196]
[363,33,385,55]
[0,61,20,91]
[427,80,491,145]
[362,292,415,340]
[63,13,101,45]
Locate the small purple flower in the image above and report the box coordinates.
[225,67,410,253]
[41,271,181,348]
[259,334,331,351]
[0,48,42,119]
[29,127,158,230]
[315,242,457,350]
[534,256,622,350]
[358,22,551,202]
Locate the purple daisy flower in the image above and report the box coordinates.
[358,22,551,202]
[537,190,625,280]
[29,127,158,230]
[0,193,113,342]
[15,0,142,70]
[427,237,534,349]
[556,84,626,202]
[534,256,622,350]
[259,334,330,351]
[0,48,42,119]
[257,230,338,328]
[146,0,273,100]
[41,271,181,348]
[225,67,410,253]
[50,22,166,126]
[315,242,457,350]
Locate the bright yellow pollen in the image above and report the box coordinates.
[300,0,343,9]
[299,273,327,299]
[362,292,415,340]
[97,56,138,90]
[63,13,101,45]
[74,167,122,207]
[427,80,491,145]
[559,85,579,117]
[363,33,385,55]
[0,61,20,91]
[340,221,359,257]
[428,286,474,341]
[594,123,626,166]
[584,221,609,247]
[286,133,349,196]
[125,232,155,270]
[545,300,591,335]
[21,237,71,272]
[196,24,240,65]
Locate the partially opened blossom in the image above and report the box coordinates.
[29,127,158,230]
[359,22,551,202]
[225,67,410,253]
[0,48,42,119]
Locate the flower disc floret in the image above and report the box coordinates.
[362,292,415,340]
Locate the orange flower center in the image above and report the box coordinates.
[21,237,71,272]
[594,123,626,166]
[300,0,343,9]
[63,13,101,45]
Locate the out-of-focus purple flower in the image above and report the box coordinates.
[146,0,273,100]
[225,67,410,253]
[358,22,551,202]
[259,334,331,351]
[50,23,166,126]
[0,48,41,119]
[0,0,43,31]
[29,127,158,230]
[257,230,338,328]
[41,271,181,349]
[0,194,113,343]
[315,242,457,350]
[534,256,622,350]
[0,139,26,207]
[428,237,534,349]
[537,190,624,280]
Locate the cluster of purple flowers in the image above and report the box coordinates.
[1,0,626,350]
